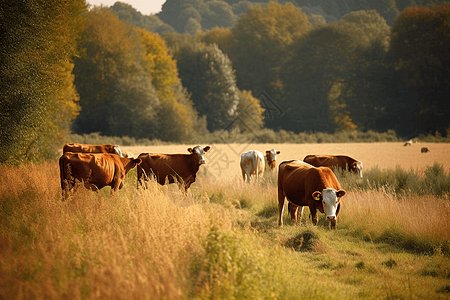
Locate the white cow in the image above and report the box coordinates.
[240,150,265,182]
[265,149,281,171]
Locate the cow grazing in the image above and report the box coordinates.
[278,160,346,229]
[63,143,124,157]
[404,140,413,146]
[137,146,210,191]
[265,149,281,171]
[303,154,363,178]
[240,150,265,182]
[421,147,430,153]
[59,152,141,198]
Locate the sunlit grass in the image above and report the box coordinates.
[1,161,449,299]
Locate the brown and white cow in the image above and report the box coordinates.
[63,143,124,157]
[303,154,363,178]
[265,149,281,171]
[137,146,210,191]
[278,160,346,229]
[59,152,141,198]
[240,150,265,182]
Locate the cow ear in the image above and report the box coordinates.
[133,158,142,165]
[204,146,211,152]
[187,148,193,153]
[336,190,346,198]
[277,151,280,154]
[312,191,322,201]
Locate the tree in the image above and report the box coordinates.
[0,0,86,164]
[279,10,390,133]
[387,4,450,136]
[73,7,160,138]
[167,35,240,132]
[110,2,176,34]
[137,29,205,141]
[227,1,312,123]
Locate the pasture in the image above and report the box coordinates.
[123,142,450,183]
[1,142,450,299]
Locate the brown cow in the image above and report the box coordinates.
[265,149,281,171]
[63,143,124,157]
[421,147,430,153]
[137,146,210,191]
[59,152,141,198]
[303,154,363,178]
[278,160,346,229]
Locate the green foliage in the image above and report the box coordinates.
[0,0,87,164]
[73,7,159,137]
[110,2,176,34]
[166,34,240,132]
[387,4,450,137]
[228,1,312,110]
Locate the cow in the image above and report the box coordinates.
[137,146,210,191]
[421,147,430,153]
[59,152,141,198]
[240,150,265,182]
[303,154,363,178]
[277,160,346,229]
[265,149,281,171]
[63,143,124,157]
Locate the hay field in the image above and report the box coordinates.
[123,142,450,183]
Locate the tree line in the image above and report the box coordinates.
[1,0,449,164]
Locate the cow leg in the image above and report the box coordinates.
[289,204,304,225]
[309,206,319,226]
[242,169,247,182]
[278,194,285,226]
[288,202,297,224]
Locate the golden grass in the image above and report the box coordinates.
[123,142,450,184]
[0,163,216,300]
[340,190,450,252]
[1,142,450,299]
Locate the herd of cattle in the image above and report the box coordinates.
[59,143,364,229]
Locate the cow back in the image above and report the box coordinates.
[304,155,356,171]
[279,160,341,206]
[138,153,198,185]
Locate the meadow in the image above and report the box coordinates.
[1,142,450,299]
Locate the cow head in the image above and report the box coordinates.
[266,149,280,170]
[312,188,346,228]
[188,146,211,165]
[352,161,363,178]
[118,158,142,189]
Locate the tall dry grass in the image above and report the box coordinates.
[339,190,450,254]
[0,162,220,300]
[2,158,450,299]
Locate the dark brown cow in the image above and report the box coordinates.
[265,149,281,171]
[278,160,346,229]
[303,154,363,178]
[59,152,141,198]
[421,147,430,153]
[63,143,124,157]
[137,146,210,191]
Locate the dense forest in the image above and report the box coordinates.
[1,0,450,164]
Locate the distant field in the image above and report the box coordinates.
[122,142,450,183]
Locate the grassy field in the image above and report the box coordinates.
[1,142,450,299]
